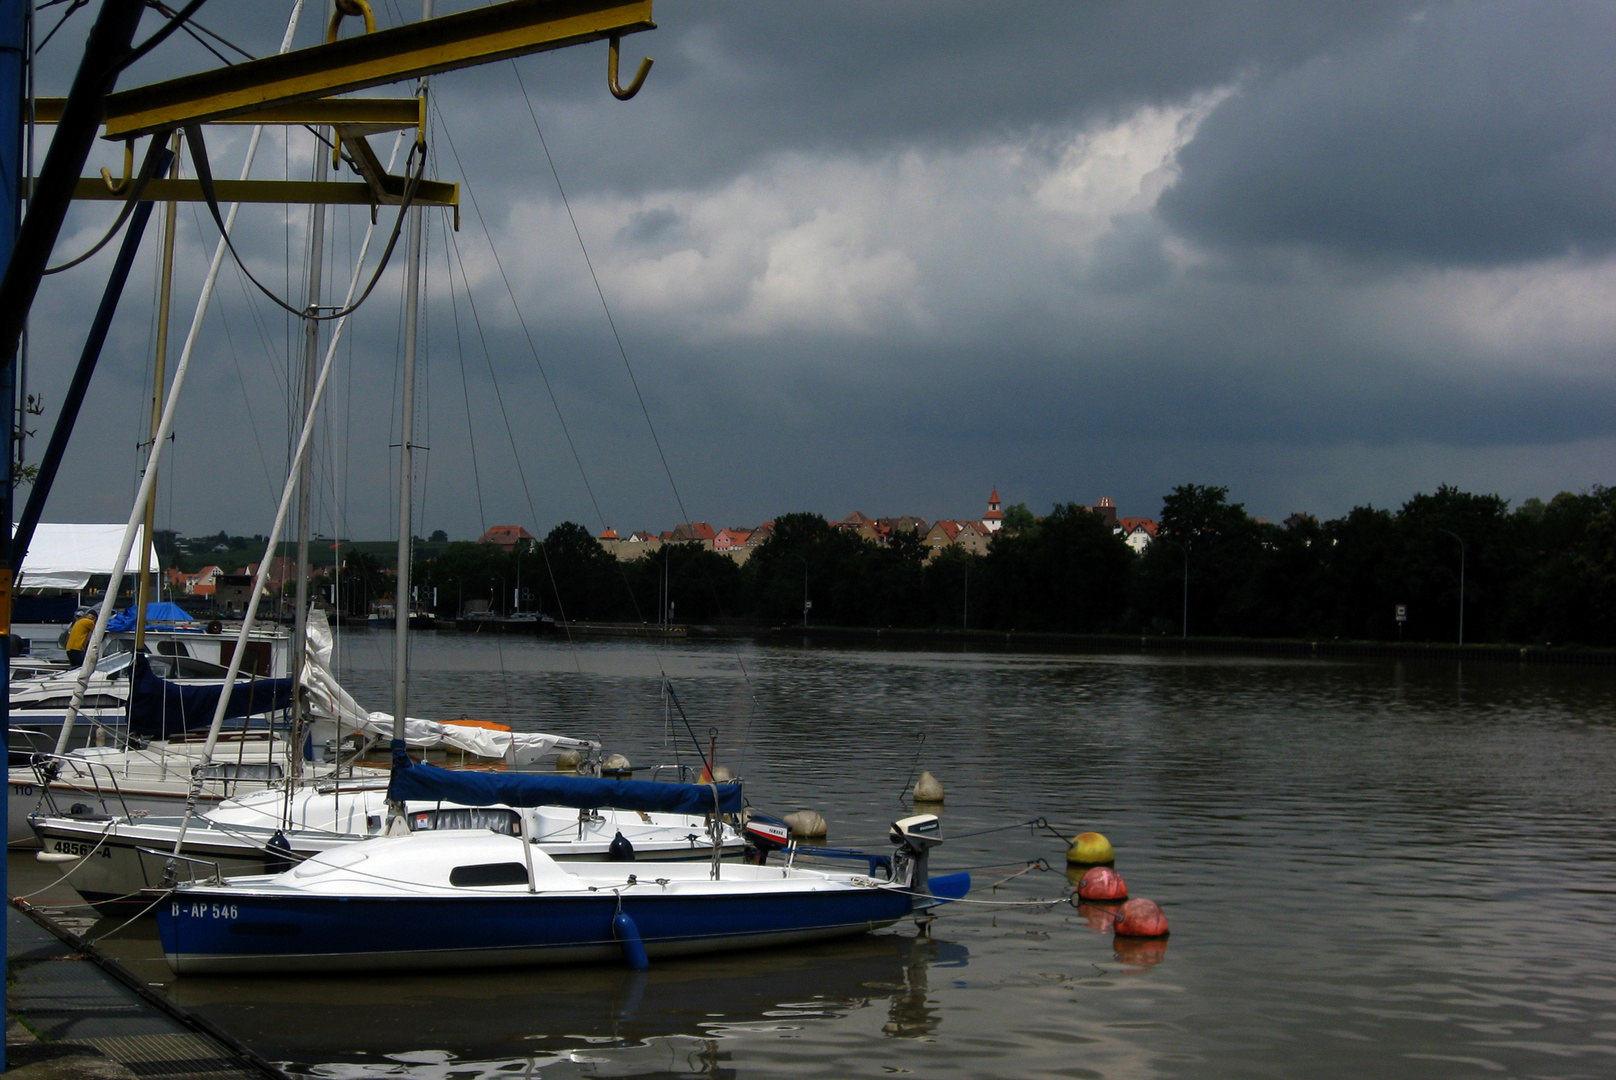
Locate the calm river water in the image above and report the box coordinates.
[15,634,1616,1079]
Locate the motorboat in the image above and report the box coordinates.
[8,622,295,760]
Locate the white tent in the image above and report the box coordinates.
[14,523,152,591]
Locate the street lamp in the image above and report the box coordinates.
[790,553,809,627]
[1160,538,1188,638]
[1438,528,1465,647]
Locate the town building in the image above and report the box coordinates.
[1116,517,1158,555]
[478,525,536,551]
[1092,496,1118,529]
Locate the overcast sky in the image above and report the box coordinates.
[25,0,1616,541]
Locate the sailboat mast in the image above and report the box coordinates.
[135,134,180,653]
[291,139,327,780]
[393,0,432,754]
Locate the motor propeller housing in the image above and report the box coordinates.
[890,813,942,851]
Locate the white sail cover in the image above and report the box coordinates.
[299,610,596,766]
[15,523,150,590]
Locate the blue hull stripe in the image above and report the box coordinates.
[159,888,916,974]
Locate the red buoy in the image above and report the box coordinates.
[1113,898,1170,938]
[1078,866,1127,901]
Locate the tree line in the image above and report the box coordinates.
[327,484,1616,648]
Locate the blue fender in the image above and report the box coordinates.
[612,911,649,971]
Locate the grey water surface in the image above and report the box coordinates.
[22,634,1616,1079]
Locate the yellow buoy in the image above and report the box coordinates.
[601,753,632,775]
[555,750,581,771]
[1067,830,1115,865]
[913,770,945,803]
[783,810,828,838]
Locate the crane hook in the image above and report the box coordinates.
[608,34,653,101]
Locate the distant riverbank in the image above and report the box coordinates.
[702,624,1616,666]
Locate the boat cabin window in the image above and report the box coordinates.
[409,808,521,835]
[26,695,124,709]
[449,862,530,887]
[197,763,284,782]
[94,652,134,676]
[155,640,191,658]
[220,640,273,678]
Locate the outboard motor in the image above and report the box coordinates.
[890,814,943,901]
[743,813,792,863]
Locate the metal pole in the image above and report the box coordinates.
[290,128,327,785]
[0,2,25,1053]
[1182,546,1188,639]
[53,1,311,755]
[962,560,968,630]
[135,133,181,654]
[391,0,432,796]
[1439,528,1465,647]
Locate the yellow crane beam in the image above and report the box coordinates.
[32,96,424,134]
[100,0,654,139]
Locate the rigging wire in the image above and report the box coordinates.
[504,62,769,767]
[120,0,212,73]
[34,0,88,56]
[437,202,579,675]
[189,200,282,505]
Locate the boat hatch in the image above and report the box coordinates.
[409,808,521,835]
[448,862,529,887]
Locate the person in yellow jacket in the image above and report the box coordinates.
[64,609,95,666]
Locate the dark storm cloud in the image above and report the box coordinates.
[444,0,1426,197]
[1160,1,1616,266]
[24,0,1616,539]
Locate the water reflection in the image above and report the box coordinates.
[880,936,968,1039]
[161,933,968,1078]
[1111,936,1169,970]
[1074,900,1125,934]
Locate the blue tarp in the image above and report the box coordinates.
[128,655,295,738]
[106,602,195,632]
[386,757,743,815]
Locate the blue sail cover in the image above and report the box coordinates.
[387,758,743,815]
[128,656,295,737]
[107,602,195,632]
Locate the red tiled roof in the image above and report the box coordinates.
[479,526,535,548]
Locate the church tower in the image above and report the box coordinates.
[983,488,1004,533]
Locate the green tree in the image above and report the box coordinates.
[1001,503,1038,533]
[979,503,1132,632]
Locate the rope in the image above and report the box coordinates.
[185,124,421,322]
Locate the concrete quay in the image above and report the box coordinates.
[6,902,282,1080]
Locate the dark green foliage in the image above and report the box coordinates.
[265,480,1616,646]
[978,503,1133,632]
